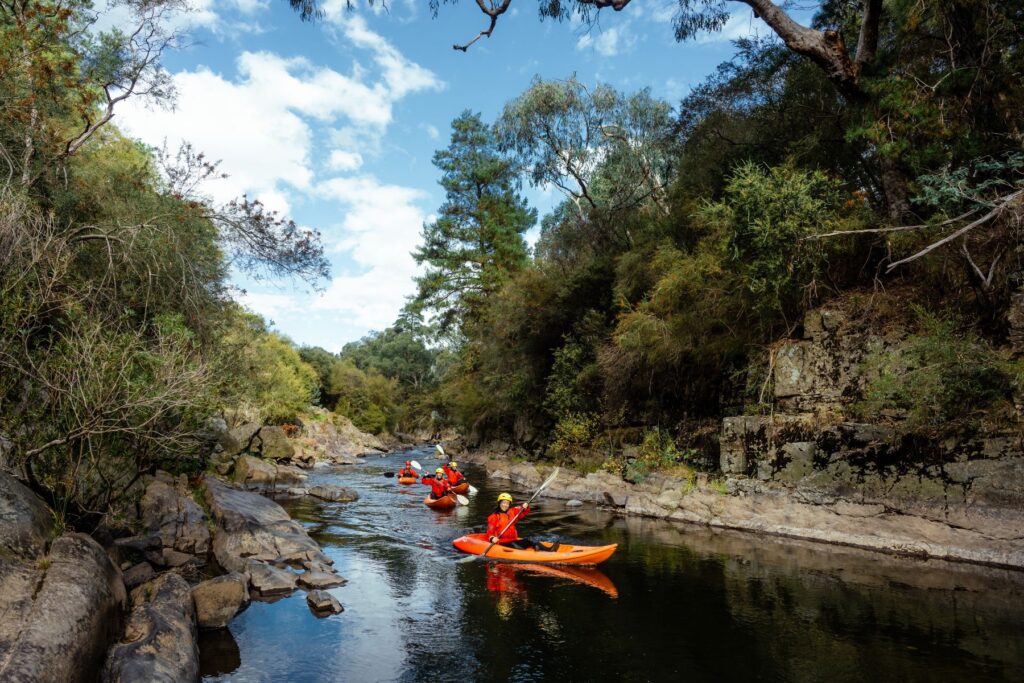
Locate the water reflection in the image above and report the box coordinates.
[198,629,240,678]
[200,448,1024,683]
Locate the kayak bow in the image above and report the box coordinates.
[425,493,458,510]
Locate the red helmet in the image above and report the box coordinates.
[404,460,411,466]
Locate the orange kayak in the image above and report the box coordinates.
[452,533,617,566]
[424,493,458,510]
[398,476,417,485]
[450,482,470,495]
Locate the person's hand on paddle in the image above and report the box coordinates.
[522,502,530,510]
[489,536,499,544]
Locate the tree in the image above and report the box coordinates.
[410,111,535,334]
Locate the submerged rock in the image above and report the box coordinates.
[307,484,359,502]
[297,569,347,589]
[102,573,199,683]
[306,589,343,615]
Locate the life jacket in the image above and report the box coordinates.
[443,465,465,485]
[486,505,528,543]
[398,468,416,478]
[421,476,451,499]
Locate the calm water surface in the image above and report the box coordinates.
[200,447,1024,682]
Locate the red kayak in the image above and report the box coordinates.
[452,533,617,565]
[424,493,458,510]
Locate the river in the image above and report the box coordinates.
[199,446,1024,682]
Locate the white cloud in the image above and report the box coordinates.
[312,176,428,329]
[237,291,297,319]
[576,24,635,57]
[422,123,440,140]
[327,150,364,171]
[696,10,766,44]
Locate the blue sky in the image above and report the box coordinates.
[116,0,777,351]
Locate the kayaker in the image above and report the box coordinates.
[487,492,537,550]
[421,468,453,500]
[443,461,466,486]
[398,461,417,479]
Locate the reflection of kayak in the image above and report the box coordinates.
[452,533,617,566]
[398,476,417,485]
[450,482,470,494]
[425,493,457,510]
[493,563,618,598]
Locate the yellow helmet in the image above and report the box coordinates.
[497,492,513,503]
[435,467,445,475]
[449,461,458,469]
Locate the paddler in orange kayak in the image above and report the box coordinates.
[443,461,466,486]
[398,461,417,479]
[487,492,542,550]
[421,467,453,500]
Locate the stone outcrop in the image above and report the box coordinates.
[0,533,126,683]
[307,484,359,502]
[253,425,294,460]
[0,471,54,559]
[140,479,210,556]
[232,455,308,491]
[192,572,250,629]
[102,573,199,683]
[203,477,330,573]
[306,590,343,615]
[246,560,298,596]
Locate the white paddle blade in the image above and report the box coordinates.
[435,444,446,457]
[468,485,479,495]
[410,460,422,470]
[455,494,470,506]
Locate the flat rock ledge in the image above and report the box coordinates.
[459,453,1024,570]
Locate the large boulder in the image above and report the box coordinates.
[254,426,294,460]
[140,479,210,556]
[192,572,250,629]
[307,484,359,503]
[225,423,260,456]
[0,534,126,683]
[0,471,54,560]
[232,455,278,488]
[202,477,329,573]
[102,573,199,683]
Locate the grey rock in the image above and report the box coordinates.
[162,549,200,568]
[203,477,328,573]
[306,589,343,615]
[565,499,583,507]
[227,423,261,456]
[297,570,347,589]
[0,534,126,683]
[114,535,162,552]
[102,573,198,683]
[307,484,359,502]
[274,464,307,486]
[141,479,210,556]
[254,426,294,461]
[192,572,250,629]
[0,470,54,560]
[232,455,278,488]
[122,562,156,588]
[246,561,297,596]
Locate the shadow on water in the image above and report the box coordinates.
[200,447,1024,683]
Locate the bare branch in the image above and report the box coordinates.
[454,0,512,51]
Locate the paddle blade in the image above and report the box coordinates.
[383,472,395,478]
[410,460,422,470]
[435,444,446,457]
[455,494,469,506]
[468,484,479,495]
[456,553,479,564]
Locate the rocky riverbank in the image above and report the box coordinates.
[0,410,384,682]
[453,448,1024,571]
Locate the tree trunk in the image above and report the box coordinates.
[879,156,911,223]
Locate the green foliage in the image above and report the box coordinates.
[857,308,1014,434]
[624,428,684,484]
[548,412,602,463]
[327,360,399,435]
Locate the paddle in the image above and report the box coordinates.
[457,466,559,564]
[435,444,479,495]
[412,460,469,505]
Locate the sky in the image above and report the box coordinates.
[114,0,777,352]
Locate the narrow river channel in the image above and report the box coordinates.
[199,446,1024,682]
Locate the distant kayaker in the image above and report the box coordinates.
[398,461,417,479]
[487,492,536,549]
[421,468,453,500]
[443,461,466,486]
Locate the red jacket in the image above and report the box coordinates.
[421,476,452,498]
[398,468,417,479]
[486,505,529,543]
[443,465,465,485]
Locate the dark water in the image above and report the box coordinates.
[200,447,1024,682]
